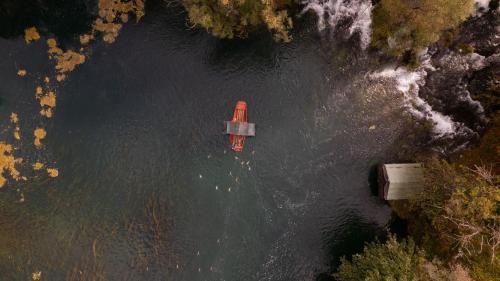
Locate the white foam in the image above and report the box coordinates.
[302,0,373,49]
[369,55,461,137]
[348,1,372,49]
[475,0,490,10]
[474,0,493,16]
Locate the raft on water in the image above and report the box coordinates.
[224,101,255,152]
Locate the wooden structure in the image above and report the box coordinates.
[378,163,424,200]
[225,121,255,136]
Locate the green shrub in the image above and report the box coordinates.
[333,235,427,281]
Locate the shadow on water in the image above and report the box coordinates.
[195,10,321,72]
[0,0,95,39]
[321,212,387,274]
[367,164,379,197]
[206,34,280,71]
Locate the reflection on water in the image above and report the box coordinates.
[0,0,422,280]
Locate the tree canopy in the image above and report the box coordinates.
[182,0,294,42]
[333,235,427,281]
[371,0,474,58]
[408,158,500,281]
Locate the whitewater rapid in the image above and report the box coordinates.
[301,0,373,49]
[303,0,494,144]
[369,58,461,137]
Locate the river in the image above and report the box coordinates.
[0,1,445,280]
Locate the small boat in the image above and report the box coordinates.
[224,101,255,152]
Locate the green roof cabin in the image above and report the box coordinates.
[378,163,424,200]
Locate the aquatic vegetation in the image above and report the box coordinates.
[56,74,66,82]
[10,113,18,124]
[98,0,145,22]
[61,194,177,280]
[0,116,24,186]
[55,51,86,73]
[39,90,56,118]
[66,253,106,281]
[46,38,62,55]
[125,195,178,274]
[94,19,123,43]
[10,113,21,140]
[0,0,146,189]
[371,0,474,59]
[34,128,47,148]
[81,0,145,44]
[24,27,40,43]
[46,168,59,178]
[13,129,21,140]
[46,38,87,73]
[79,34,93,45]
[0,143,23,187]
[35,86,43,96]
[182,0,295,41]
[31,271,42,280]
[33,162,44,170]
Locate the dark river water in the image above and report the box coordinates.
[0,1,408,280]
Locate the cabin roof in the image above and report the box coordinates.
[384,163,424,183]
[380,163,424,200]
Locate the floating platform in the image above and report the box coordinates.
[224,121,255,136]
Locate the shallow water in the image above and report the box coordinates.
[0,1,408,280]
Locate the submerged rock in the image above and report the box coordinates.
[420,10,499,135]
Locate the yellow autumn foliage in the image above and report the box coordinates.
[34,128,47,148]
[24,27,40,43]
[47,168,59,178]
[182,0,294,42]
[0,143,22,187]
[372,0,474,57]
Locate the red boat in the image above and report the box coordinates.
[225,101,255,152]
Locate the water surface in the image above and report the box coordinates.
[0,2,404,280]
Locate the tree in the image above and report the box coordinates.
[371,0,474,59]
[333,235,427,281]
[408,158,500,281]
[333,234,476,281]
[182,0,294,41]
